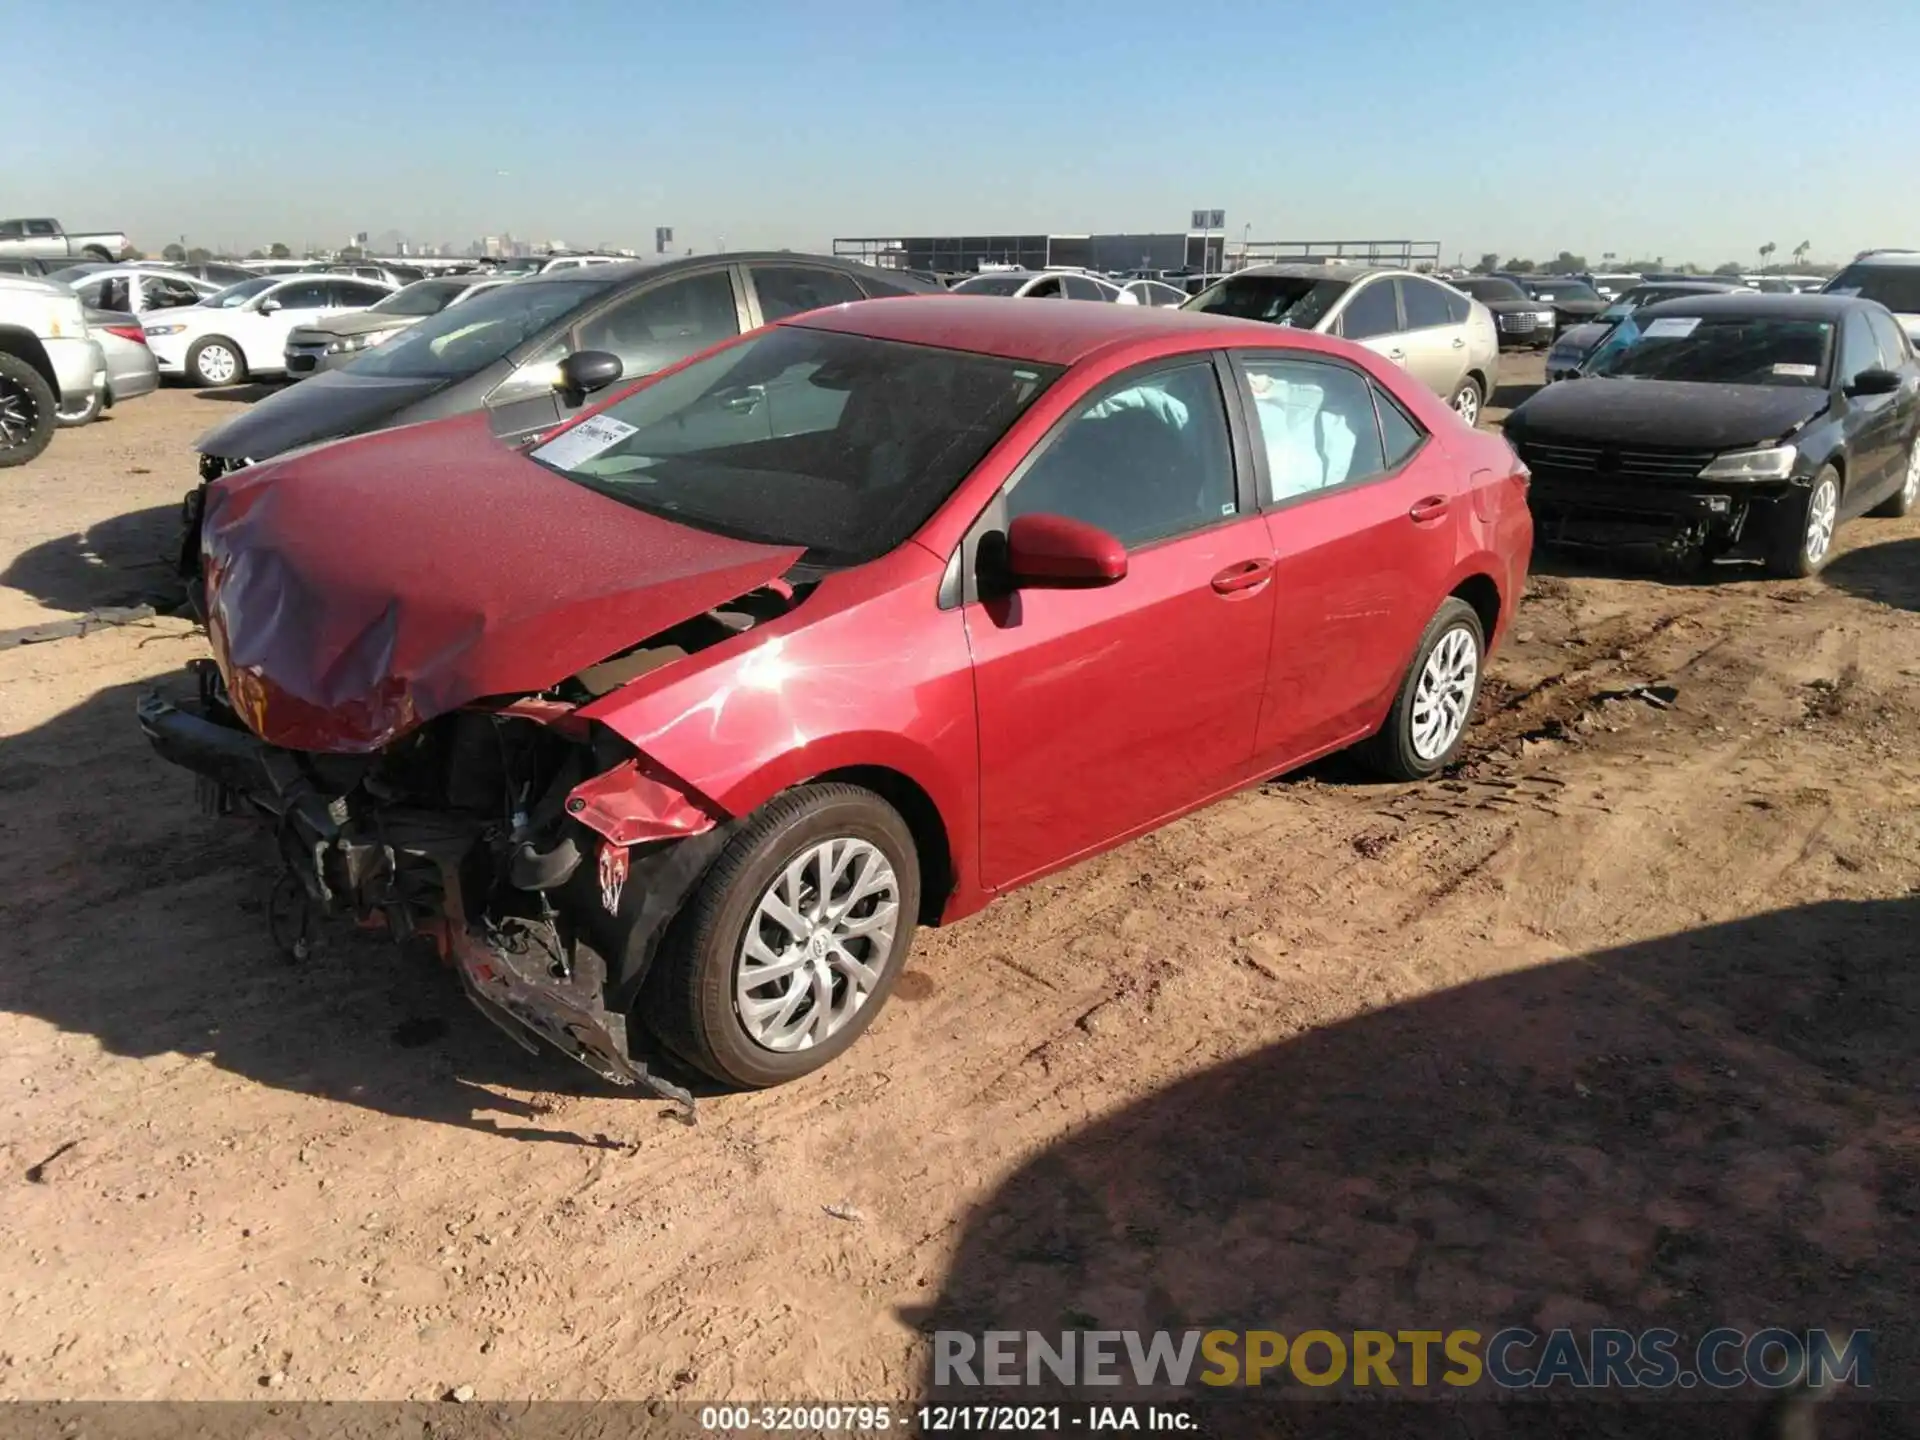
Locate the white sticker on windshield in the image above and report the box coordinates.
[1642,316,1700,340]
[530,415,638,469]
[1773,363,1818,378]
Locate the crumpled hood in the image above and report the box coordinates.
[196,366,448,461]
[1506,380,1829,452]
[203,411,804,753]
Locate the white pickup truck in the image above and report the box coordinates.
[0,218,130,264]
[0,274,105,467]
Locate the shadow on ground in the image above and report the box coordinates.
[1822,537,1920,615]
[0,678,713,1146]
[190,382,281,404]
[919,895,1915,1436]
[1491,375,1544,414]
[0,503,186,615]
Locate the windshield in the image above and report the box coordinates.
[528,326,1060,565]
[201,277,277,308]
[340,276,614,380]
[48,263,109,285]
[371,279,468,317]
[1181,275,1349,328]
[953,274,1028,296]
[1825,263,1920,314]
[1586,315,1833,387]
[1455,278,1526,302]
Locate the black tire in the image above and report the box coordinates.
[642,783,921,1088]
[186,336,246,388]
[55,384,103,428]
[1449,375,1485,428]
[1361,597,1486,781]
[1869,432,1918,518]
[1765,465,1842,579]
[81,246,114,264]
[0,352,57,468]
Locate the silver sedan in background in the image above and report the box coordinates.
[56,310,160,427]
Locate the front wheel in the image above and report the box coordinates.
[1450,376,1484,428]
[1870,434,1919,518]
[643,783,921,1088]
[1766,465,1841,578]
[0,353,57,468]
[186,337,245,388]
[1362,598,1486,781]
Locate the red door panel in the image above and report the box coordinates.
[967,515,1275,890]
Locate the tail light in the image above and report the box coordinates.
[105,324,148,345]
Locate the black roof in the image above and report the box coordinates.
[508,252,941,292]
[1633,292,1876,322]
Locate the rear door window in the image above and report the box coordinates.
[1398,277,1457,331]
[1336,280,1401,341]
[1238,355,1391,503]
[576,269,742,377]
[750,265,866,322]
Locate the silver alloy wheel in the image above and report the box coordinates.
[0,379,35,446]
[1410,625,1478,761]
[196,343,237,385]
[1904,438,1920,507]
[1453,384,1480,427]
[1804,474,1840,565]
[735,836,900,1052]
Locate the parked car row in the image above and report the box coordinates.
[0,270,162,464]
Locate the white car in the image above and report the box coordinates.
[142,274,396,386]
[50,265,220,316]
[0,273,99,466]
[950,269,1141,303]
[1120,278,1190,308]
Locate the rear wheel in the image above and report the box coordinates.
[1450,375,1484,428]
[186,337,245,388]
[1870,433,1919,518]
[643,783,921,1088]
[0,353,56,468]
[1361,598,1485,781]
[1766,465,1841,578]
[55,384,103,428]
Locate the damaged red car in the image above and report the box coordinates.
[139,298,1532,1104]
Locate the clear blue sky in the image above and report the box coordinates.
[8,0,1916,266]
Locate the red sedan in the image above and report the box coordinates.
[141,298,1531,1101]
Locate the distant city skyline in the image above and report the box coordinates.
[9,0,1917,267]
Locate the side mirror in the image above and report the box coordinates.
[555,349,623,407]
[1845,367,1901,398]
[1003,513,1127,587]
[256,298,281,315]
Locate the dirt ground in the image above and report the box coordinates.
[1,359,1916,1407]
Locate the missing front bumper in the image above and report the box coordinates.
[136,674,698,1117]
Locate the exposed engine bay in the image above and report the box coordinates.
[138,584,803,1119]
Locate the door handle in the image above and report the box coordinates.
[722,385,765,413]
[1210,558,1275,595]
[1451,336,1466,348]
[1409,495,1450,523]
[1387,349,1406,361]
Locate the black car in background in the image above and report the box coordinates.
[1545,280,1744,380]
[1449,276,1560,348]
[1504,276,1610,331]
[1506,293,1920,577]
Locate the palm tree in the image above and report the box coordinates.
[1759,241,1777,272]
[1793,240,1811,267]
